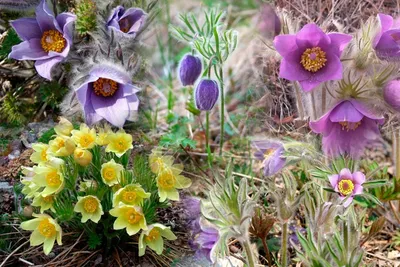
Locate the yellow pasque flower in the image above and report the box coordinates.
[54,117,73,137]
[32,194,55,213]
[138,223,177,256]
[32,159,65,197]
[20,213,62,255]
[30,143,51,164]
[21,167,41,198]
[110,205,147,235]
[71,124,97,149]
[105,129,133,157]
[148,148,174,174]
[74,148,93,167]
[101,159,123,186]
[74,195,104,223]
[113,184,151,207]
[48,136,75,157]
[79,179,98,192]
[96,124,112,146]
[156,165,192,202]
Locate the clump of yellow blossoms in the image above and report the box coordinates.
[19,118,191,257]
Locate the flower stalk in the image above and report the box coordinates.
[281,221,288,267]
[242,238,256,267]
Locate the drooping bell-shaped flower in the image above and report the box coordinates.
[329,168,365,207]
[9,0,76,80]
[194,79,219,111]
[373,14,400,60]
[383,79,400,111]
[273,24,352,92]
[178,54,202,86]
[310,99,384,158]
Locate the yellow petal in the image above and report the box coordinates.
[43,236,56,255]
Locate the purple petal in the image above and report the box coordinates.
[309,104,338,135]
[83,93,103,125]
[10,18,42,41]
[279,55,310,81]
[339,168,352,179]
[122,83,140,96]
[374,14,394,48]
[327,33,352,56]
[91,89,129,127]
[8,39,48,60]
[107,6,124,27]
[353,184,363,195]
[295,24,330,50]
[349,99,385,123]
[120,8,146,34]
[273,34,298,57]
[342,196,354,207]
[34,56,63,80]
[90,66,131,85]
[352,171,366,185]
[36,0,62,32]
[75,76,99,106]
[56,12,76,57]
[311,54,343,82]
[265,151,286,176]
[126,94,139,111]
[298,79,322,92]
[329,174,339,188]
[329,101,363,122]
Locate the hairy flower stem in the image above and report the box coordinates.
[281,222,288,267]
[262,237,273,267]
[343,219,349,262]
[206,111,212,166]
[393,129,400,192]
[311,90,317,120]
[218,67,225,156]
[294,83,305,120]
[242,238,256,267]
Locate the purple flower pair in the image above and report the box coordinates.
[310,99,384,158]
[374,14,400,60]
[274,24,352,91]
[252,140,286,176]
[9,0,76,80]
[329,168,365,207]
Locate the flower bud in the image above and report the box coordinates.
[179,54,202,86]
[257,4,281,38]
[194,79,219,111]
[383,80,400,112]
[54,117,74,137]
[74,148,93,167]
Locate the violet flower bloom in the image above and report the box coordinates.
[179,54,202,86]
[9,0,76,80]
[191,222,219,262]
[75,65,140,127]
[252,140,286,176]
[273,24,352,92]
[383,80,400,111]
[195,79,219,111]
[329,168,365,207]
[373,14,400,60]
[107,6,147,37]
[310,99,384,158]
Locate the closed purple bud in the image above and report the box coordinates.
[195,79,219,111]
[384,80,400,111]
[257,4,281,38]
[179,54,202,86]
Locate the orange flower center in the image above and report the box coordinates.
[119,18,131,33]
[263,148,275,160]
[339,121,361,131]
[79,134,94,148]
[103,167,116,181]
[93,78,119,97]
[83,197,98,213]
[338,179,354,196]
[158,171,176,190]
[122,191,137,203]
[38,218,56,238]
[41,149,48,161]
[43,196,54,203]
[145,228,160,242]
[46,171,62,187]
[300,47,327,72]
[41,30,66,53]
[125,208,142,224]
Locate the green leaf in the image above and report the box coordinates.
[0,28,21,60]
[362,180,387,188]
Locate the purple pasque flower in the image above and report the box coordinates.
[179,54,202,86]
[9,0,76,80]
[310,99,384,158]
[329,168,365,207]
[194,79,219,111]
[257,4,281,38]
[107,6,147,37]
[75,65,140,127]
[273,24,352,92]
[383,79,400,111]
[190,220,219,262]
[252,140,286,176]
[373,14,400,60]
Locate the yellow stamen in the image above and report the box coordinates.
[43,196,54,203]
[46,171,61,187]
[41,30,66,53]
[158,171,176,190]
[263,148,275,159]
[93,78,119,97]
[125,209,142,224]
[300,47,327,72]
[79,134,95,148]
[83,197,98,213]
[41,149,48,161]
[38,218,56,238]
[338,179,354,196]
[145,228,160,242]
[103,167,116,181]
[339,121,361,132]
[122,191,137,203]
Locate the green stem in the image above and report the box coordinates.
[219,67,224,156]
[394,130,400,192]
[281,222,288,267]
[206,111,211,166]
[242,239,256,267]
[343,219,349,262]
